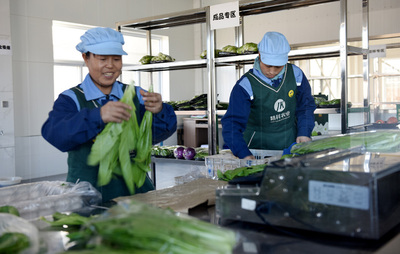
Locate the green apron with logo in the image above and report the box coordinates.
[243,64,297,150]
[67,85,154,202]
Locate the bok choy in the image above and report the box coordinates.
[87,84,153,194]
[56,200,237,254]
[291,130,400,155]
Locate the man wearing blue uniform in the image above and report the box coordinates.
[221,31,316,159]
[42,27,177,201]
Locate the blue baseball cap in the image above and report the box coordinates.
[258,31,290,66]
[76,27,127,55]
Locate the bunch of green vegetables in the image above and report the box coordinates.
[0,233,30,254]
[42,200,237,254]
[221,45,238,54]
[151,145,178,158]
[139,53,175,64]
[139,55,153,64]
[193,147,209,161]
[0,206,36,254]
[150,52,175,63]
[236,42,258,54]
[291,130,400,155]
[200,49,222,59]
[217,164,266,181]
[88,84,153,194]
[0,205,20,217]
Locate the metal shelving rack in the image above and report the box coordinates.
[116,0,370,154]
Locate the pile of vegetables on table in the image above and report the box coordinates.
[1,201,237,254]
[87,83,153,195]
[290,130,400,155]
[152,145,208,161]
[41,200,237,254]
[217,164,266,182]
[217,130,400,181]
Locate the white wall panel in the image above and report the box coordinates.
[9,15,28,62]
[0,1,11,34]
[0,55,12,92]
[27,18,53,63]
[0,0,15,177]
[0,147,15,177]
[27,62,54,136]
[0,92,14,148]
[15,136,67,179]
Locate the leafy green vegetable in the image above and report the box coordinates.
[291,131,400,155]
[0,206,20,217]
[0,232,30,254]
[151,52,175,62]
[60,200,236,254]
[200,49,222,59]
[40,212,91,227]
[237,42,258,54]
[60,246,159,254]
[217,164,266,181]
[221,45,238,53]
[139,55,153,64]
[88,83,153,194]
[313,96,327,106]
[151,145,179,158]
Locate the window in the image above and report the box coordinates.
[296,37,400,112]
[52,21,169,100]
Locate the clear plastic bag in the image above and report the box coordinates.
[0,181,102,220]
[0,213,39,254]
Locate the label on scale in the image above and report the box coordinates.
[309,180,369,210]
[241,198,257,211]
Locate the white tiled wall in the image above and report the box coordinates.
[0,0,16,177]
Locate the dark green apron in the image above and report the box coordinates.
[243,64,297,150]
[67,84,154,202]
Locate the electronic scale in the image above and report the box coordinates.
[216,147,400,239]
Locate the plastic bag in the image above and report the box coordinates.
[0,213,39,254]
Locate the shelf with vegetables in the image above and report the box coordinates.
[117,0,370,153]
[122,45,347,72]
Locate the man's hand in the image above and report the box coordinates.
[296,136,311,143]
[100,101,132,123]
[140,89,163,114]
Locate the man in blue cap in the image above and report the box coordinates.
[42,27,177,201]
[221,31,316,159]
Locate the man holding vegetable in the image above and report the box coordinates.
[221,31,316,159]
[42,27,177,201]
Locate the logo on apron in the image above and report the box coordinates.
[274,99,286,112]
